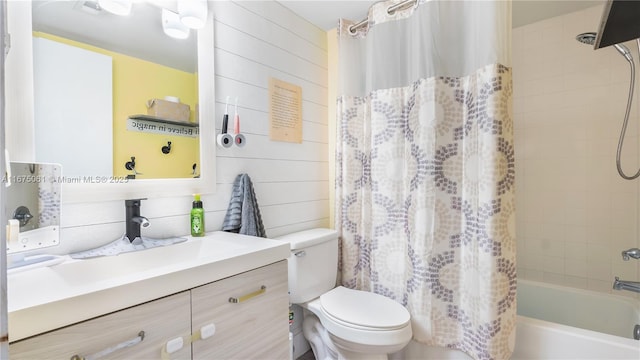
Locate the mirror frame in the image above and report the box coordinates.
[20,4,216,203]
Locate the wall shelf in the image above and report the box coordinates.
[129,114,199,128]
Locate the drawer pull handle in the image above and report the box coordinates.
[160,324,216,359]
[70,331,145,360]
[164,336,184,354]
[200,323,216,339]
[229,285,266,303]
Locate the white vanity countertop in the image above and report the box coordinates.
[8,231,290,342]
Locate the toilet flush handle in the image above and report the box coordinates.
[294,250,306,257]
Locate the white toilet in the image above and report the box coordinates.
[277,228,412,360]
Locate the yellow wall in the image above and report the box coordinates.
[33,32,199,179]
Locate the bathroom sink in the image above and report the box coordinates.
[8,231,290,342]
[50,235,251,285]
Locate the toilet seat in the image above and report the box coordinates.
[319,287,410,330]
[303,287,413,352]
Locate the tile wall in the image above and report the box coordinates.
[513,4,640,296]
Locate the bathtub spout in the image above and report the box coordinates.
[613,277,640,293]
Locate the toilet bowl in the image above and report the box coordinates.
[276,229,412,360]
[303,286,412,359]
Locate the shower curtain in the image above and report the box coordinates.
[335,1,515,359]
[37,163,60,227]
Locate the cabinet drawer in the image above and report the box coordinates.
[191,260,289,360]
[10,291,192,360]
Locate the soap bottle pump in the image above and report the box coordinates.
[191,194,205,237]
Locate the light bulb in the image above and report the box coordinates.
[162,8,190,40]
[178,0,208,29]
[98,0,132,16]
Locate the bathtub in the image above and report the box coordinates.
[398,279,640,359]
[517,279,640,339]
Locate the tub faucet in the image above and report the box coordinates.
[125,198,149,243]
[613,277,640,294]
[621,248,640,261]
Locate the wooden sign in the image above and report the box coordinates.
[269,78,302,143]
[127,117,199,138]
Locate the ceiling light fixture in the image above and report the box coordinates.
[162,8,190,39]
[178,0,208,29]
[98,0,132,16]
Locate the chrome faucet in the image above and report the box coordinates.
[125,198,149,243]
[613,277,640,294]
[621,248,640,261]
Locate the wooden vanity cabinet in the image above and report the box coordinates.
[9,291,192,360]
[191,260,289,360]
[9,261,289,360]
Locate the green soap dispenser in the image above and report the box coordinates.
[191,194,205,237]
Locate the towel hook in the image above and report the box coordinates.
[161,141,172,154]
[192,163,199,178]
[125,156,142,176]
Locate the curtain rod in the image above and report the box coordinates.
[348,0,418,34]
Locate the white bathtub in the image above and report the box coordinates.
[511,315,639,359]
[397,279,640,359]
[517,279,640,339]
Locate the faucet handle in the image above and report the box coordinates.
[613,277,621,290]
[621,248,640,261]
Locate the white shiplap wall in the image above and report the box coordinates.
[50,1,329,254]
[210,1,329,234]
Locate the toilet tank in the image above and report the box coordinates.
[276,228,338,304]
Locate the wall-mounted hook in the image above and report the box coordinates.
[13,206,33,227]
[162,141,172,154]
[192,163,199,178]
[125,156,142,177]
[125,156,136,171]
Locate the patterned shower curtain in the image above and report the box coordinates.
[335,1,516,359]
[37,163,61,227]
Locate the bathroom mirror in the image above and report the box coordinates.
[8,1,215,202]
[5,162,60,253]
[32,1,203,180]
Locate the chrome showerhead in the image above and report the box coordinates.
[576,32,597,45]
[614,43,633,62]
[576,31,633,62]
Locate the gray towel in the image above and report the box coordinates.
[221,173,267,238]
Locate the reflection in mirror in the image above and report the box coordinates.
[7,1,215,202]
[31,1,199,179]
[5,162,60,254]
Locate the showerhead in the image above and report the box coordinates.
[614,43,633,62]
[576,32,597,45]
[576,31,633,62]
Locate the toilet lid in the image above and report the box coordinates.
[319,287,410,330]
